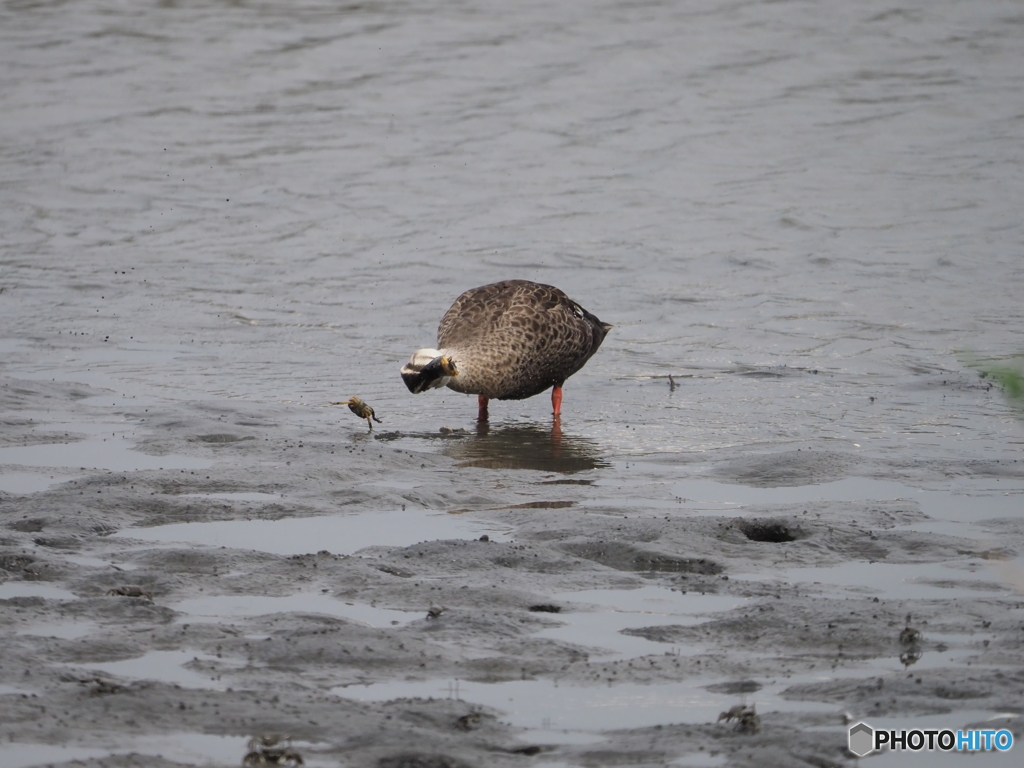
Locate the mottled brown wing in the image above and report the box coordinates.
[436,280,531,348]
[438,280,607,400]
[522,285,607,396]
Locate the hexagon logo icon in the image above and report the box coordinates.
[849,722,875,757]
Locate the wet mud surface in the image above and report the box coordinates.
[2,378,1023,768]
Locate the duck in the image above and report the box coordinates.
[401,280,611,420]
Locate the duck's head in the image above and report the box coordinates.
[401,349,459,393]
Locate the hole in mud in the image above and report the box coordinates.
[736,519,804,543]
[561,541,723,575]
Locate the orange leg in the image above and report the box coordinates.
[551,385,563,417]
[477,395,489,422]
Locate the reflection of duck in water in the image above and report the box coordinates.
[442,423,608,473]
[401,280,611,421]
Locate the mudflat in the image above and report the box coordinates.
[2,373,1022,766]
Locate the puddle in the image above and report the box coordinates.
[117,733,247,766]
[16,621,97,640]
[898,519,1002,541]
[336,677,739,732]
[3,744,110,768]
[0,582,78,601]
[538,586,746,659]
[0,436,210,495]
[862,631,998,673]
[71,650,234,689]
[113,508,514,556]
[0,471,69,495]
[0,438,211,473]
[335,674,836,734]
[672,478,1024,524]
[0,685,36,697]
[335,647,1007,740]
[172,593,420,628]
[734,561,1013,600]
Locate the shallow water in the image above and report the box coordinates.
[114,506,515,554]
[536,586,747,659]
[0,436,209,472]
[2,0,1023,448]
[337,676,746,732]
[331,637,990,738]
[68,649,232,690]
[172,592,421,628]
[0,582,77,601]
[2,0,1023,765]
[3,744,111,768]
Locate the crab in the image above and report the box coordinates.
[899,613,922,646]
[71,674,124,696]
[718,704,761,734]
[106,585,153,600]
[243,735,304,766]
[330,396,382,429]
[241,748,304,766]
[899,626,922,645]
[455,712,482,731]
[900,648,923,667]
[89,678,125,696]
